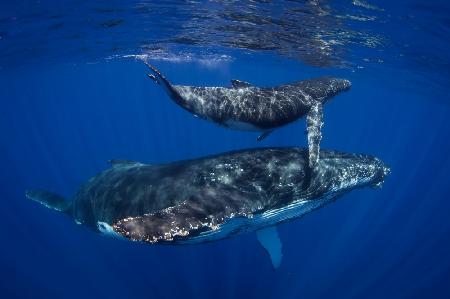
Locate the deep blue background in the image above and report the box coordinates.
[1,1,450,298]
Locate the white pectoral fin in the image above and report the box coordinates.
[306,103,324,168]
[256,226,283,269]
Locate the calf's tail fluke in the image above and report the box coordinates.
[26,189,71,214]
[144,62,184,104]
[144,62,168,85]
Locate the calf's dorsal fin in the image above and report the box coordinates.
[256,226,283,269]
[231,79,253,88]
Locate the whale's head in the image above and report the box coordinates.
[296,77,351,104]
[320,77,351,103]
[305,150,390,198]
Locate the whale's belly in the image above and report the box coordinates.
[223,119,262,131]
[178,194,335,244]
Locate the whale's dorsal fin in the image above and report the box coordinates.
[108,159,140,167]
[26,190,71,214]
[231,79,253,88]
[256,226,283,269]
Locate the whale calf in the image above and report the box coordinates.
[27,148,389,268]
[145,63,351,167]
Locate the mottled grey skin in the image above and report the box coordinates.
[145,63,351,167]
[27,148,389,244]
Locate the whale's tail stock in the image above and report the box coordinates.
[26,189,71,214]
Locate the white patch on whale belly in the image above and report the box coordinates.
[180,194,336,244]
[97,221,126,239]
[224,120,261,131]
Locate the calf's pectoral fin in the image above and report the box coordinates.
[306,103,324,168]
[256,226,283,269]
[257,130,274,141]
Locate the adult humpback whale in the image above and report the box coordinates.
[145,63,351,167]
[27,148,389,268]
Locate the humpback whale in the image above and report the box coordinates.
[145,63,351,167]
[27,148,389,268]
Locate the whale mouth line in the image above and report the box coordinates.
[370,165,391,188]
[372,181,385,189]
[383,165,391,177]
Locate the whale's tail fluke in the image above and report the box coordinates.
[26,190,71,214]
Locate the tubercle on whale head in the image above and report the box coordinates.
[336,78,351,91]
[370,161,391,188]
[306,152,390,196]
[321,77,351,103]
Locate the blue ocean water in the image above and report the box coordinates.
[1,0,449,298]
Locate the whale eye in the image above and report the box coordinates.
[97,222,108,232]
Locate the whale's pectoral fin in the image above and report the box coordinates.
[257,130,274,141]
[113,189,258,243]
[26,190,71,213]
[256,226,283,269]
[231,79,253,88]
[306,103,324,168]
